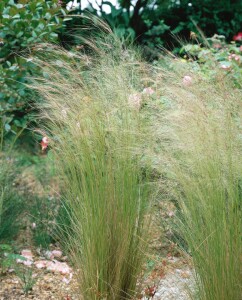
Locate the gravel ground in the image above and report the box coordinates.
[0,253,194,300]
[153,267,194,300]
[141,255,194,300]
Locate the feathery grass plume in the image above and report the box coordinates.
[155,60,242,300]
[34,25,153,299]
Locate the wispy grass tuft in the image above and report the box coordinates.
[156,63,242,300]
[34,28,153,299]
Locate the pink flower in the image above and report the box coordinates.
[61,109,67,118]
[182,75,192,86]
[228,53,240,61]
[240,45,242,52]
[221,64,230,70]
[142,87,155,95]
[168,211,175,217]
[41,136,49,151]
[128,93,142,110]
[213,43,222,49]
[233,32,242,41]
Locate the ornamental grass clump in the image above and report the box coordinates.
[34,31,152,299]
[156,64,242,300]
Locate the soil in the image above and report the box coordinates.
[0,270,79,300]
[0,254,193,300]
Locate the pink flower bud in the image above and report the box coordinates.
[61,109,67,118]
[128,93,142,110]
[142,87,155,95]
[213,43,221,49]
[182,75,192,86]
[41,136,49,151]
[221,65,230,70]
[233,32,242,41]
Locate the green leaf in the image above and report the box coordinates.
[16,31,24,38]
[4,123,11,132]
[12,14,20,19]
[6,253,26,261]
[50,32,58,38]
[45,12,51,20]
[16,4,24,9]
[0,244,12,252]
[43,71,50,79]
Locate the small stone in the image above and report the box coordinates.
[44,250,54,260]
[52,250,62,258]
[35,260,47,269]
[61,256,68,261]
[46,260,71,275]
[21,249,33,260]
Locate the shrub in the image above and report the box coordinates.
[0,0,65,134]
[61,0,241,50]
[180,34,242,87]
[34,29,154,299]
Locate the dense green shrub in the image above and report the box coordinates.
[0,0,66,134]
[179,34,242,87]
[157,0,242,49]
[61,0,242,50]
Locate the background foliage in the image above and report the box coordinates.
[0,0,65,133]
[0,0,241,135]
[60,0,242,49]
